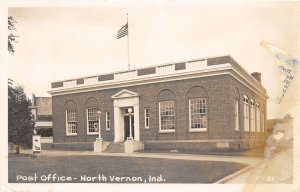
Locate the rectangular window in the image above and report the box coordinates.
[250,101,255,132]
[244,99,249,132]
[106,112,110,130]
[87,108,99,134]
[145,108,149,129]
[262,112,265,133]
[189,98,207,131]
[66,110,77,135]
[159,101,175,132]
[256,104,260,132]
[235,100,239,131]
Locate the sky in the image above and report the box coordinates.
[7,2,300,119]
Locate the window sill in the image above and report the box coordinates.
[87,132,99,135]
[189,129,207,132]
[66,133,77,136]
[159,130,175,133]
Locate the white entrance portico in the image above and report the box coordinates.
[111,89,140,142]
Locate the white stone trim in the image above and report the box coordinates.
[189,129,207,132]
[156,64,174,75]
[159,129,175,133]
[113,91,140,142]
[186,59,207,71]
[63,80,76,87]
[114,70,137,80]
[50,64,231,94]
[111,89,140,99]
[49,64,267,100]
[84,76,98,84]
[133,104,140,140]
[231,67,266,97]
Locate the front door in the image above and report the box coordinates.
[124,115,134,140]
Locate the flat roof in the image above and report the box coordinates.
[49,55,267,98]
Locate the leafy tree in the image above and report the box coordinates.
[8,82,34,152]
[8,16,18,54]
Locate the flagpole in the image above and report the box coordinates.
[127,13,130,70]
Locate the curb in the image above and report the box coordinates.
[214,165,253,184]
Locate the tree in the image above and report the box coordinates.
[8,82,35,152]
[8,16,18,54]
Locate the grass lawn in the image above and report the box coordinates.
[141,147,266,157]
[8,154,247,183]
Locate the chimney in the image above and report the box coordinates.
[32,93,36,106]
[251,72,261,83]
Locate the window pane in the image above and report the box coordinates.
[106,112,110,130]
[87,108,99,133]
[190,98,207,129]
[145,108,149,128]
[159,101,175,131]
[67,110,77,134]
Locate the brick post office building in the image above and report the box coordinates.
[49,55,268,152]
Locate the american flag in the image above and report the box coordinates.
[117,23,128,39]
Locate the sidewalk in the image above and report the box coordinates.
[225,146,293,185]
[16,148,263,167]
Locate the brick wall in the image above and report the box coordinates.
[52,73,266,144]
[228,75,267,147]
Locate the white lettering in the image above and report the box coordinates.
[40,175,48,181]
[16,173,37,182]
[148,174,166,182]
[110,176,143,182]
[80,174,107,182]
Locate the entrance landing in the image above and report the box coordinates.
[104,142,125,153]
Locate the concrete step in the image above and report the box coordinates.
[105,142,125,153]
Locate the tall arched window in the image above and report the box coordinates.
[186,86,208,132]
[85,97,99,135]
[243,96,249,132]
[64,100,78,136]
[250,99,255,132]
[262,104,265,133]
[235,99,239,131]
[234,88,240,131]
[256,103,260,132]
[157,89,176,132]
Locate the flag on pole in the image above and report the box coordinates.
[117,23,128,39]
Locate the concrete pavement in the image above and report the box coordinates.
[18,149,263,168]
[225,147,293,186]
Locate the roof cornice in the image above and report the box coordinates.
[48,64,268,99]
